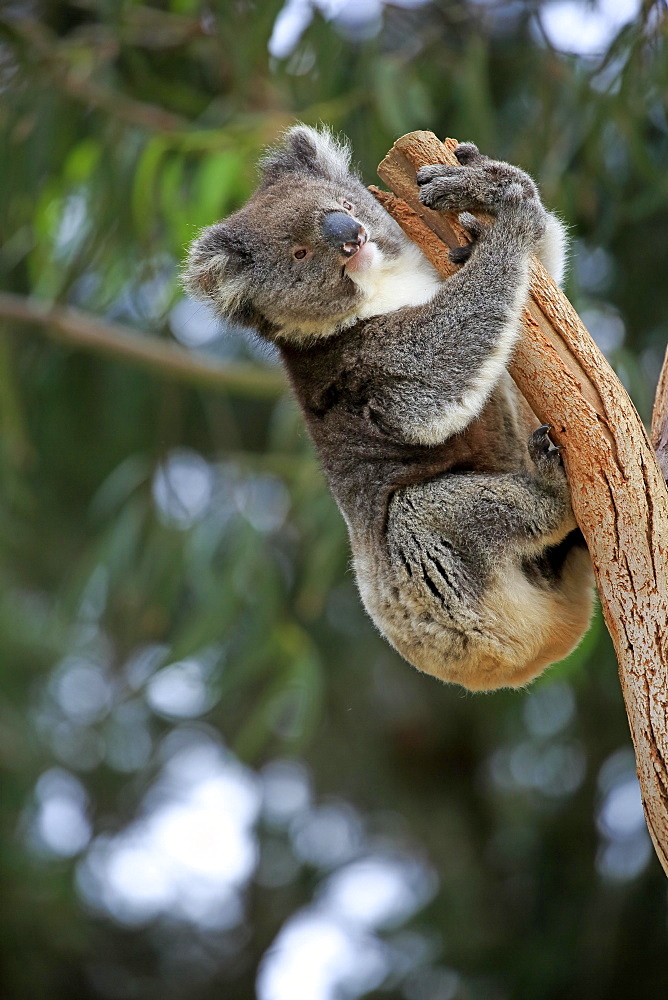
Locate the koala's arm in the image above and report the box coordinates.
[360,147,548,446]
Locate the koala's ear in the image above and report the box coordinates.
[183,222,251,314]
[260,125,353,186]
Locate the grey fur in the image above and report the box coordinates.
[184,127,594,691]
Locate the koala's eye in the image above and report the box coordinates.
[342,200,353,211]
[293,247,309,260]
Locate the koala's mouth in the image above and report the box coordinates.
[342,228,368,259]
[343,232,378,275]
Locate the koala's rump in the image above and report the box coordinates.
[351,490,593,692]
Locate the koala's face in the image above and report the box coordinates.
[184,127,411,341]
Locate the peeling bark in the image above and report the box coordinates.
[373,131,668,876]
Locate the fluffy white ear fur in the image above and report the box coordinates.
[292,125,352,180]
[261,124,354,185]
[183,242,247,314]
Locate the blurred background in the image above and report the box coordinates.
[1,1,667,998]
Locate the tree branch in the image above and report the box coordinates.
[0,293,284,399]
[373,131,668,876]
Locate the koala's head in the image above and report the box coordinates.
[183,126,418,342]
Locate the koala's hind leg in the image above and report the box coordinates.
[405,426,579,561]
[360,436,592,690]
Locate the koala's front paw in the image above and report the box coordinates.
[458,212,486,240]
[418,154,539,217]
[453,142,483,166]
[417,165,475,214]
[448,212,488,265]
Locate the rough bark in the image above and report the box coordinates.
[373,131,668,876]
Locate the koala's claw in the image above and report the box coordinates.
[416,164,459,186]
[529,424,553,454]
[417,154,548,252]
[418,173,468,213]
[415,145,482,189]
[416,165,464,213]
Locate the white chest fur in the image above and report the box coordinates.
[348,241,443,319]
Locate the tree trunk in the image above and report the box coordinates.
[372,131,668,876]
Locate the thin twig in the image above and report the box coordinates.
[651,344,668,479]
[0,293,284,399]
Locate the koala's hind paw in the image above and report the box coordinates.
[528,425,564,476]
[529,424,555,456]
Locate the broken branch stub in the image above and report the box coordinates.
[373,130,668,876]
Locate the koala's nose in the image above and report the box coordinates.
[320,211,366,255]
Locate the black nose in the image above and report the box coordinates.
[320,211,364,250]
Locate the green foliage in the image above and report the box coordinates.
[0,2,667,999]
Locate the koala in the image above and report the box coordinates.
[184,126,594,691]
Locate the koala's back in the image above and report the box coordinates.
[280,320,533,529]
